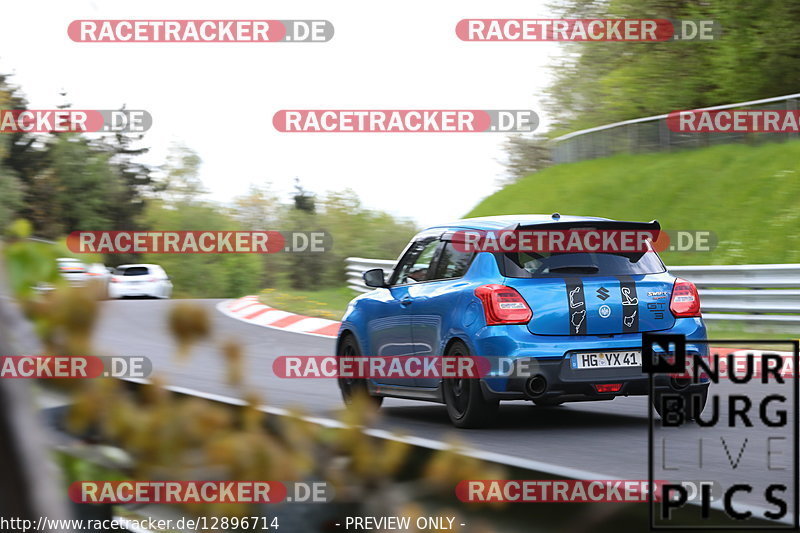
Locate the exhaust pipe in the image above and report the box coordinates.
[525,375,547,398]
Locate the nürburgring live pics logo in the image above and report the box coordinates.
[644,333,799,530]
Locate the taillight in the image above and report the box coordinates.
[670,278,701,317]
[594,383,622,393]
[110,277,120,283]
[474,284,532,325]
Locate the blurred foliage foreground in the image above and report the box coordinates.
[3,226,504,532]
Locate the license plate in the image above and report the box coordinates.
[571,351,641,369]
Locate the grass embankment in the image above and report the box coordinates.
[258,285,358,321]
[468,141,800,266]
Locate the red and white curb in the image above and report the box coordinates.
[217,295,341,338]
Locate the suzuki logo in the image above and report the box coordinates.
[596,287,610,301]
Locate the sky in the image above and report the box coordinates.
[0,1,560,227]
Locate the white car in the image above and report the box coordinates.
[108,264,173,299]
[34,258,89,294]
[56,257,89,287]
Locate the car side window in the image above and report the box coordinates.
[393,238,440,285]
[432,242,474,280]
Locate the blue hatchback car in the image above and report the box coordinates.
[337,214,709,427]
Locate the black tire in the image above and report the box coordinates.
[442,340,498,428]
[653,385,708,422]
[337,334,383,408]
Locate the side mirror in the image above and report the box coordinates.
[363,268,387,288]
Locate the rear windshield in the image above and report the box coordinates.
[501,250,665,278]
[117,266,150,276]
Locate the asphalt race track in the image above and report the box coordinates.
[92,298,797,519]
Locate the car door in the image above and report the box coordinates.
[366,233,441,387]
[407,236,476,388]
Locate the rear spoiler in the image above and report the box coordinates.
[504,219,661,233]
[441,220,661,242]
[492,219,663,268]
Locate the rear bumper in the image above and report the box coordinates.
[466,317,708,401]
[108,282,159,298]
[479,358,708,401]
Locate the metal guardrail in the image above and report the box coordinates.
[669,264,800,289]
[669,264,800,328]
[346,257,800,329]
[551,93,800,164]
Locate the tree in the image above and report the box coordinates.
[0,167,22,231]
[544,0,800,135]
[0,74,48,233]
[141,148,263,298]
[92,114,159,231]
[286,179,320,290]
[0,81,157,239]
[232,183,282,230]
[500,135,553,183]
[292,177,315,213]
[160,144,206,205]
[44,134,117,234]
[312,189,416,286]
[142,198,263,298]
[231,183,284,286]
[0,77,23,231]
